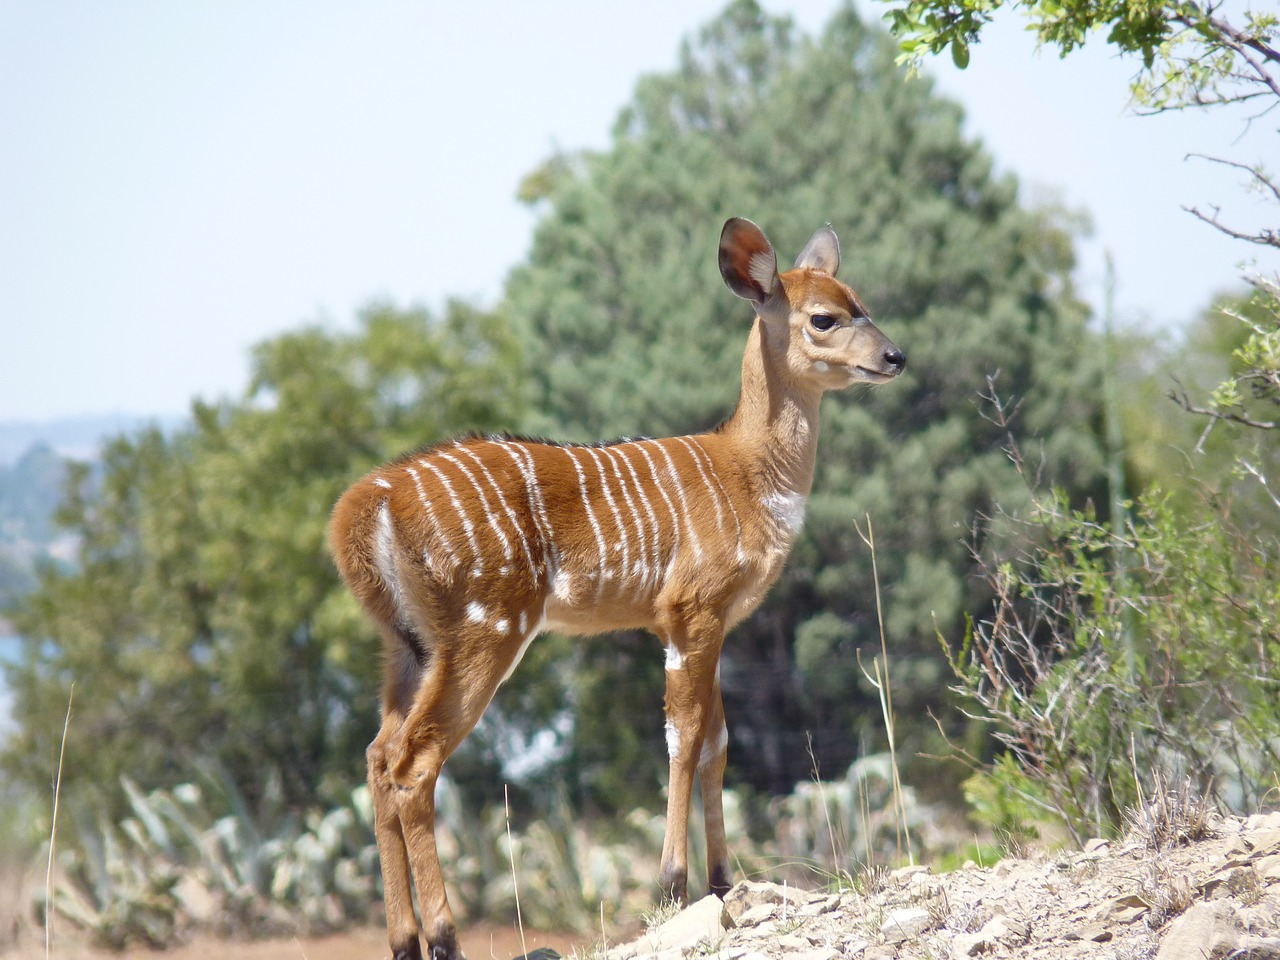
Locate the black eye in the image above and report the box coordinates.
[810,314,838,331]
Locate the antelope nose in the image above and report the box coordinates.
[884,347,906,371]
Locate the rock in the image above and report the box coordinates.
[1155,901,1243,960]
[1091,892,1151,923]
[1082,837,1110,854]
[891,864,930,882]
[791,948,840,960]
[1256,854,1280,881]
[880,906,932,942]
[1064,921,1112,942]
[950,932,986,958]
[1235,936,1280,958]
[612,895,726,959]
[978,914,1029,942]
[1246,812,1280,832]
[721,880,802,925]
[734,903,778,927]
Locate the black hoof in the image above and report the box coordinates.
[427,925,463,960]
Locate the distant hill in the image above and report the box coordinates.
[0,414,182,618]
[0,413,182,466]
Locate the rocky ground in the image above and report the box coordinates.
[609,810,1280,960]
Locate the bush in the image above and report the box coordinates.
[948,398,1280,845]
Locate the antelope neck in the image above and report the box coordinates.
[718,316,822,499]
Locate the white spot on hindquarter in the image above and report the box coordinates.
[466,601,487,623]
[374,501,409,627]
[665,719,681,760]
[765,490,807,537]
[495,618,510,634]
[373,477,392,489]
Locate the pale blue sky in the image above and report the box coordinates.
[2,1,1275,423]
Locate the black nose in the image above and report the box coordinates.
[884,347,906,370]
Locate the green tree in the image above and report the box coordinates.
[886,0,1280,833]
[500,0,1105,808]
[2,302,523,817]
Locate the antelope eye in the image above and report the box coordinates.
[810,314,838,332]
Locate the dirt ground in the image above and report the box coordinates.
[3,924,586,960]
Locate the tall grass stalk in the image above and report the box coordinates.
[505,784,528,960]
[46,683,74,960]
[856,516,914,866]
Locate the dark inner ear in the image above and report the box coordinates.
[794,226,840,276]
[719,218,778,303]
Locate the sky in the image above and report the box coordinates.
[1,1,1276,425]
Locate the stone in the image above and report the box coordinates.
[734,903,778,927]
[950,932,988,957]
[612,895,726,959]
[1256,854,1280,881]
[881,906,932,942]
[891,864,931,882]
[1155,901,1243,960]
[978,914,1029,942]
[721,880,802,924]
[1245,812,1280,832]
[1235,937,1280,958]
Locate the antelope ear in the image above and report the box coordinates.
[794,225,840,276]
[719,217,779,304]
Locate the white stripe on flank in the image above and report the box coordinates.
[438,450,513,561]
[494,440,559,578]
[675,436,727,537]
[419,458,484,574]
[405,464,456,572]
[565,447,609,596]
[632,441,682,573]
[602,446,651,587]
[647,439,703,561]
[687,436,745,562]
[612,444,663,589]
[585,447,630,582]
[457,442,537,572]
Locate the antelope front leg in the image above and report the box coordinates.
[697,677,732,897]
[658,630,723,904]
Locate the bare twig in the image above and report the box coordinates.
[46,684,74,960]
